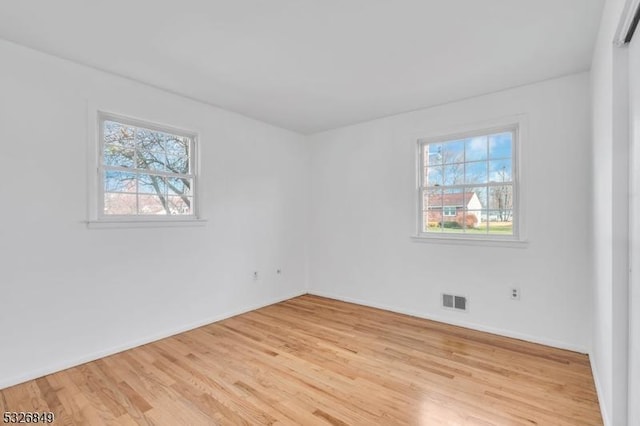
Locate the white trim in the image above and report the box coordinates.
[627,20,640,425]
[590,353,612,426]
[307,290,588,353]
[99,111,198,140]
[614,0,640,46]
[410,235,528,248]
[418,123,518,146]
[87,100,100,222]
[87,218,207,229]
[0,290,306,391]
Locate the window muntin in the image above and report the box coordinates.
[419,127,517,238]
[99,115,196,218]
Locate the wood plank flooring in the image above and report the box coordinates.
[0,295,602,425]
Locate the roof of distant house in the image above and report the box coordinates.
[427,192,475,208]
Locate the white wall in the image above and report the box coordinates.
[308,73,592,352]
[0,39,309,389]
[590,0,630,424]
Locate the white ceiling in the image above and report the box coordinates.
[0,1,603,134]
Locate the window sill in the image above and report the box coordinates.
[87,218,208,229]
[410,235,528,248]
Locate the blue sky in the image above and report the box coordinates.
[426,132,513,186]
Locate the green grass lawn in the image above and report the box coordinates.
[427,223,513,235]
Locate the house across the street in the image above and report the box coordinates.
[426,192,483,227]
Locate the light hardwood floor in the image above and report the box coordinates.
[0,295,602,425]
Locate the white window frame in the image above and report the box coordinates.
[413,120,526,245]
[87,111,206,229]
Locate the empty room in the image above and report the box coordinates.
[0,1,638,425]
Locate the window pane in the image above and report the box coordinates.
[489,132,512,159]
[165,136,190,174]
[104,146,135,168]
[423,210,440,232]
[426,143,443,166]
[424,188,442,208]
[489,160,512,183]
[138,194,167,215]
[167,196,192,215]
[104,193,137,215]
[442,140,464,164]
[424,188,442,232]
[444,163,464,185]
[487,210,513,235]
[165,135,189,153]
[440,189,464,232]
[464,161,488,184]
[465,136,488,161]
[167,177,192,197]
[136,128,164,152]
[105,171,136,193]
[138,174,167,195]
[166,148,190,174]
[461,210,484,232]
[488,184,513,210]
[479,211,490,230]
[136,149,167,172]
[104,121,135,149]
[465,186,488,209]
[133,131,190,174]
[426,166,443,187]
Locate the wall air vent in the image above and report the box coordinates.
[442,294,467,312]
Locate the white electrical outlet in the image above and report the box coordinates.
[510,287,520,300]
[253,271,259,280]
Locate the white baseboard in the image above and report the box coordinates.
[308,290,589,354]
[589,353,611,426]
[0,290,306,390]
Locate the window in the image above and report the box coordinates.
[443,206,456,217]
[417,125,518,239]
[98,114,197,219]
